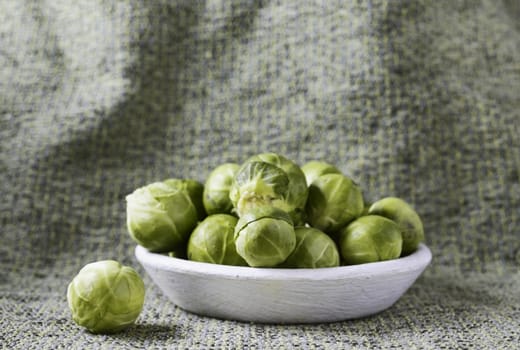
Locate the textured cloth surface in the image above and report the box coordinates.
[1,0,519,349]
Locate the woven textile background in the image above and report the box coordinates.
[1,0,519,348]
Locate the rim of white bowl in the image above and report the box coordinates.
[135,243,432,281]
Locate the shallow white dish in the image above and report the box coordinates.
[135,243,432,324]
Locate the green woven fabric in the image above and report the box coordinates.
[1,0,519,348]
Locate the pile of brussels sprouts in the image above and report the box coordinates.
[126,153,425,268]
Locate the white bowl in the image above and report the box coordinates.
[135,243,432,324]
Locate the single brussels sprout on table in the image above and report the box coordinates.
[305,173,364,236]
[281,227,340,268]
[338,215,403,265]
[301,160,342,186]
[126,180,200,252]
[229,153,308,225]
[187,214,247,266]
[203,163,240,215]
[368,197,424,255]
[67,260,145,334]
[234,206,296,267]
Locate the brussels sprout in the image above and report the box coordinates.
[234,206,296,267]
[305,173,364,235]
[229,161,288,215]
[187,214,247,266]
[126,180,199,252]
[368,197,424,255]
[203,163,240,215]
[338,215,403,265]
[163,178,206,221]
[67,260,145,334]
[281,227,340,268]
[229,153,308,225]
[301,160,342,186]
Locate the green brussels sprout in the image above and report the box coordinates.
[281,227,340,268]
[202,163,240,215]
[230,161,288,215]
[126,180,199,252]
[338,215,403,265]
[187,214,247,266]
[234,206,296,267]
[163,178,206,221]
[229,153,308,225]
[67,260,145,334]
[301,160,342,186]
[305,173,364,235]
[368,197,424,255]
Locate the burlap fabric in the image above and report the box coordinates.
[1,1,519,348]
